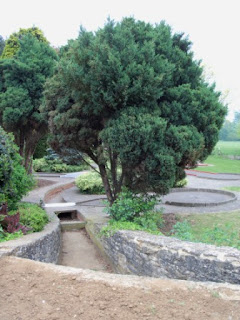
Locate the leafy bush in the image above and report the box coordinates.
[75,171,105,194]
[0,203,30,235]
[32,158,49,172]
[101,189,163,236]
[0,127,34,210]
[10,203,49,232]
[0,225,23,243]
[33,158,88,173]
[0,202,48,243]
[105,189,157,221]
[174,179,187,188]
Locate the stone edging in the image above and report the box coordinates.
[165,188,236,207]
[0,180,75,263]
[87,223,240,285]
[0,210,61,263]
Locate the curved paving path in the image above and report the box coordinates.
[186,169,240,180]
[25,170,240,217]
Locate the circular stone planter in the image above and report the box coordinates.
[163,188,237,207]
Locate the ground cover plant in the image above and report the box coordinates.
[0,202,48,242]
[171,211,240,249]
[43,17,226,205]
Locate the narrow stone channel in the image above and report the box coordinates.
[46,190,112,272]
[58,229,111,272]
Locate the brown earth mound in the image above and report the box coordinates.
[0,257,239,320]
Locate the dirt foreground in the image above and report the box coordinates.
[0,257,240,320]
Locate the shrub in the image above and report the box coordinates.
[0,127,34,210]
[75,171,105,194]
[105,189,157,221]
[10,203,49,232]
[174,179,187,188]
[33,157,88,173]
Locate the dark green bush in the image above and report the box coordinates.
[0,127,34,209]
[75,171,105,194]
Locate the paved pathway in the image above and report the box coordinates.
[24,171,240,219]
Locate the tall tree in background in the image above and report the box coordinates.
[0,33,57,172]
[0,36,5,56]
[43,18,226,203]
[0,27,48,59]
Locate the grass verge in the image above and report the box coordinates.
[223,186,240,192]
[195,155,240,173]
[173,211,240,249]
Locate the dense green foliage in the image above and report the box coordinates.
[33,135,48,159]
[1,27,48,59]
[33,157,88,173]
[0,127,34,209]
[105,189,157,221]
[102,189,162,236]
[0,32,57,172]
[10,203,49,232]
[0,36,5,56]
[43,18,226,204]
[0,226,23,242]
[0,203,49,242]
[75,171,105,194]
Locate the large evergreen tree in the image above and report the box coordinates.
[0,27,48,59]
[0,33,57,172]
[43,18,226,203]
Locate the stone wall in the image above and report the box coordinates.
[0,210,61,263]
[94,226,240,284]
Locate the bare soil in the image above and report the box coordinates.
[161,213,178,235]
[0,257,240,320]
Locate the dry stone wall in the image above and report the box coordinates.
[0,210,61,263]
[96,227,240,284]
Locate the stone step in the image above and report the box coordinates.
[60,221,86,231]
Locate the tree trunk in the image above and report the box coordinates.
[99,164,114,205]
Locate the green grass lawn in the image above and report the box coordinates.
[194,141,240,173]
[173,211,240,249]
[196,155,240,173]
[214,141,240,156]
